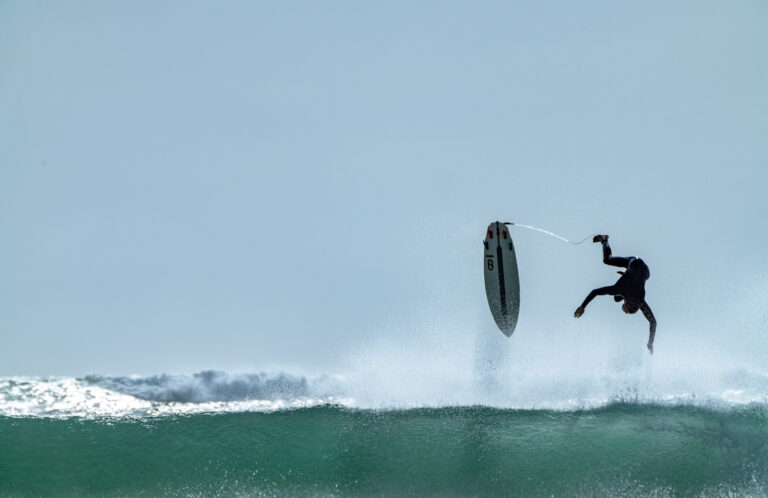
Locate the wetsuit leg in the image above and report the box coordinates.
[601,241,631,269]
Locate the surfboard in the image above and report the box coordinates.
[484,221,520,337]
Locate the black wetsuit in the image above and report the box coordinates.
[581,240,650,305]
[579,240,656,349]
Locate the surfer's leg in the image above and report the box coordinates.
[601,241,630,268]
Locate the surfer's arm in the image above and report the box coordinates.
[641,302,656,354]
[574,286,616,318]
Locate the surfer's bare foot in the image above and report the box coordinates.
[574,306,585,318]
[592,234,609,243]
[647,341,654,355]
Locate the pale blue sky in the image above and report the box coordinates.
[1,1,766,376]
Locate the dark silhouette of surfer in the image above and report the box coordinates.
[573,235,657,354]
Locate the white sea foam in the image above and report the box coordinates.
[0,375,351,418]
[2,358,767,418]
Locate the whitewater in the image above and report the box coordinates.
[2,363,768,418]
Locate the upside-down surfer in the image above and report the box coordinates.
[573,235,657,354]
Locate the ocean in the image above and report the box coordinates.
[2,371,768,497]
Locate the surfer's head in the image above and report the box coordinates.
[622,298,641,314]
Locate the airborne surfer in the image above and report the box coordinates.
[573,235,657,354]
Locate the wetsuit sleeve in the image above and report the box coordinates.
[601,241,631,268]
[580,286,617,309]
[640,302,656,345]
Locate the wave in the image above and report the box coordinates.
[0,372,346,418]
[84,371,318,402]
[2,404,768,496]
[2,364,768,418]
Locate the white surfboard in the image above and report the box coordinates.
[484,221,520,337]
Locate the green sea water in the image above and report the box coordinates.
[2,403,767,497]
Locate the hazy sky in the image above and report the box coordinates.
[1,1,766,376]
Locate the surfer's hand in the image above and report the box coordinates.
[574,306,585,318]
[647,340,654,355]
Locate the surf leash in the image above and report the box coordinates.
[503,222,593,245]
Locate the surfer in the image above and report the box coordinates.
[573,235,657,354]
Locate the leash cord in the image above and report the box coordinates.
[503,222,593,245]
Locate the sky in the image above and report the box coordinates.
[0,1,766,377]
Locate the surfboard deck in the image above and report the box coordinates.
[484,221,520,337]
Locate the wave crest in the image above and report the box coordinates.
[84,371,316,403]
[2,362,768,418]
[0,372,344,418]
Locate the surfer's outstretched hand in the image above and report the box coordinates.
[574,306,585,318]
[647,340,654,355]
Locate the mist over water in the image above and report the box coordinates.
[3,260,768,417]
[2,310,766,418]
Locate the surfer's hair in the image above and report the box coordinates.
[622,298,641,314]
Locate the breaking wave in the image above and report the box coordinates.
[0,372,346,418]
[84,371,318,402]
[2,363,768,419]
